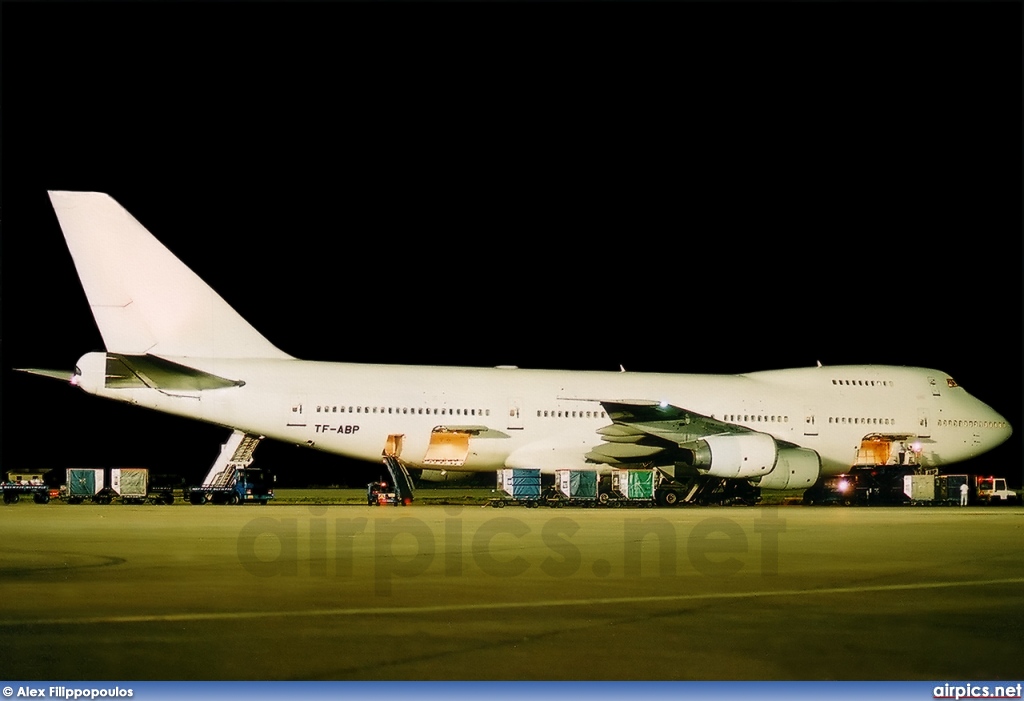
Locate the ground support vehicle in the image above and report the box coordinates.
[367,480,400,505]
[977,477,1019,505]
[804,467,922,505]
[679,474,760,506]
[188,430,274,504]
[367,456,415,505]
[56,468,177,505]
[804,468,1017,506]
[1,481,51,504]
[489,468,543,508]
[187,467,274,505]
[146,474,183,505]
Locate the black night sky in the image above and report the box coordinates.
[3,4,1020,489]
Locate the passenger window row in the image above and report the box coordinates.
[315,405,490,417]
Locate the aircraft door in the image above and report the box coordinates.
[287,403,306,428]
[917,408,931,438]
[803,409,818,436]
[384,434,404,458]
[508,397,524,430]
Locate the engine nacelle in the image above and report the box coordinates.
[687,432,778,479]
[752,447,821,490]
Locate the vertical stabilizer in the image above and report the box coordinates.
[48,191,291,359]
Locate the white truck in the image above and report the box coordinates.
[976,477,1019,505]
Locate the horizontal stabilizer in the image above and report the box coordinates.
[105,354,244,391]
[15,368,74,383]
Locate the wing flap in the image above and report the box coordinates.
[589,399,752,466]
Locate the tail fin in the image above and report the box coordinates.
[48,191,292,360]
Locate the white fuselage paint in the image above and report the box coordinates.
[74,353,1012,485]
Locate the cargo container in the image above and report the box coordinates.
[490,468,543,508]
[556,469,598,500]
[611,468,656,502]
[903,474,936,502]
[111,468,148,504]
[65,468,107,504]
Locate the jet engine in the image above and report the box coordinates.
[752,447,820,490]
[684,432,778,479]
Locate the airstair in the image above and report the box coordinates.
[382,455,416,504]
[202,430,263,487]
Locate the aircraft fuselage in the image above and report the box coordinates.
[72,352,1012,480]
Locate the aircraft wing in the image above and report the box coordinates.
[17,354,244,392]
[586,399,757,465]
[105,354,245,391]
[15,368,75,383]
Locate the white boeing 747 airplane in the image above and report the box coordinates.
[20,192,1013,501]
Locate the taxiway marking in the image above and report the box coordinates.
[4,577,1024,627]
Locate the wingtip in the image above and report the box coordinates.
[15,367,75,383]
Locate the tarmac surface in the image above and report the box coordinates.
[1,493,1022,681]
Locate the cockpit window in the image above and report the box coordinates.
[946,378,959,388]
